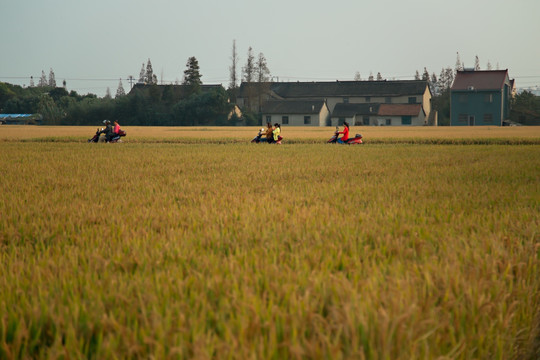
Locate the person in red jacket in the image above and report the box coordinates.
[113,120,121,134]
[337,121,350,143]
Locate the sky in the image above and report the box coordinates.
[1,0,540,97]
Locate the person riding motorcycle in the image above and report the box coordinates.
[264,122,273,143]
[113,120,122,135]
[337,121,350,143]
[99,120,114,142]
[272,123,281,144]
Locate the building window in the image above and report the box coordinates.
[343,97,349,103]
[282,116,289,125]
[363,116,370,125]
[408,97,416,104]
[365,96,371,103]
[304,116,311,125]
[402,116,412,125]
[266,115,271,123]
[483,113,493,123]
[458,114,468,123]
[386,118,392,126]
[484,94,493,103]
[459,94,468,103]
[385,97,392,104]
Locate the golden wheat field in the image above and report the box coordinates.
[0,126,539,359]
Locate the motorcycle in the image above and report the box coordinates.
[251,128,267,143]
[88,128,127,143]
[251,128,283,144]
[328,127,363,144]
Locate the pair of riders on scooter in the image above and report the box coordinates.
[99,120,122,142]
[261,122,281,143]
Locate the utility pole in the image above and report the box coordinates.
[127,75,135,89]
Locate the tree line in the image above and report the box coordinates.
[0,56,242,126]
[1,48,537,126]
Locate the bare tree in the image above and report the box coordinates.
[474,55,480,71]
[242,47,256,83]
[229,39,239,90]
[255,52,271,112]
[38,70,47,87]
[455,52,464,74]
[354,72,361,81]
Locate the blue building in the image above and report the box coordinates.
[450,70,512,126]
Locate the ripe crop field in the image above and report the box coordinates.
[0,126,539,359]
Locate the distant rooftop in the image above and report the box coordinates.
[239,80,431,98]
[451,70,510,91]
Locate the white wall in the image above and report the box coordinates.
[263,113,327,126]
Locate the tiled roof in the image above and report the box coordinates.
[331,103,380,117]
[378,104,424,116]
[129,83,223,96]
[239,80,430,98]
[451,70,509,91]
[261,100,326,114]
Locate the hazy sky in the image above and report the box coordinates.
[1,0,539,97]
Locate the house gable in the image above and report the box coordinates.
[450,70,512,126]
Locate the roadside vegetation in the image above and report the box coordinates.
[0,127,538,358]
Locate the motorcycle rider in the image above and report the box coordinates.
[263,122,273,143]
[99,120,114,142]
[113,120,122,135]
[272,123,281,144]
[337,121,350,144]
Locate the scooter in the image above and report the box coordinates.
[251,128,283,144]
[328,127,363,144]
[251,128,267,143]
[88,128,127,143]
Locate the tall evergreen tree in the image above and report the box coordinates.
[474,55,480,71]
[104,87,112,99]
[48,68,56,87]
[376,72,383,81]
[116,78,126,97]
[62,80,66,89]
[183,56,202,95]
[430,73,439,96]
[422,67,429,81]
[414,70,421,80]
[486,60,493,70]
[29,76,35,87]
[368,72,374,81]
[145,59,157,84]
[138,63,146,83]
[354,72,361,81]
[242,47,256,83]
[38,70,47,87]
